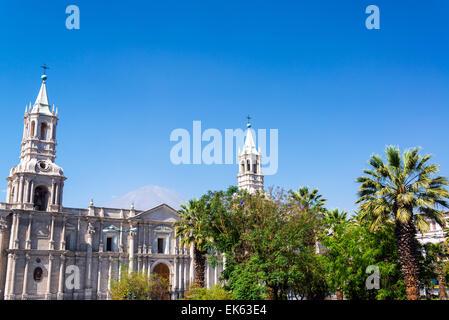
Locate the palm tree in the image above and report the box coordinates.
[324,209,348,227]
[289,187,327,254]
[356,146,449,300]
[174,199,208,288]
[289,187,327,214]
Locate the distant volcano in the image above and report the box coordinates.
[106,185,186,211]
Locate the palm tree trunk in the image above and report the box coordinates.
[395,219,421,300]
[438,268,447,300]
[193,245,207,287]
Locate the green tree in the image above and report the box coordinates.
[205,187,327,300]
[109,267,169,300]
[356,146,449,300]
[184,283,233,300]
[322,217,406,300]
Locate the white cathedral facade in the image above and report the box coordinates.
[0,73,265,300]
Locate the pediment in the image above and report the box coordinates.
[133,204,180,222]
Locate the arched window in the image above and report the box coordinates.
[247,160,250,171]
[40,122,48,140]
[152,263,170,300]
[33,186,49,211]
[30,121,35,137]
[253,160,258,174]
[241,162,245,173]
[65,231,76,251]
[33,267,43,282]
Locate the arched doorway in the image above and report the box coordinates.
[34,186,49,211]
[153,263,170,300]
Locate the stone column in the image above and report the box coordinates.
[45,254,54,300]
[23,180,29,204]
[49,215,55,250]
[85,222,95,300]
[6,182,11,203]
[119,223,123,253]
[21,254,31,299]
[97,256,103,300]
[143,256,148,276]
[60,218,67,250]
[173,255,178,297]
[148,225,153,254]
[128,230,136,273]
[214,259,219,286]
[137,222,142,256]
[12,213,20,249]
[4,253,17,300]
[57,254,66,300]
[107,256,113,300]
[0,217,9,299]
[75,218,81,251]
[183,257,188,293]
[55,183,59,206]
[58,183,63,206]
[118,255,122,281]
[206,258,210,289]
[25,213,32,249]
[29,181,35,206]
[14,180,19,203]
[190,244,194,284]
[18,177,24,206]
[51,180,56,205]
[137,256,142,273]
[8,215,15,249]
[98,220,103,253]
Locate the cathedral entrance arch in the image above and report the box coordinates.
[34,186,49,211]
[152,262,170,300]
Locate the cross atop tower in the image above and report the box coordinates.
[40,64,50,75]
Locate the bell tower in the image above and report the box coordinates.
[237,118,264,193]
[5,72,66,212]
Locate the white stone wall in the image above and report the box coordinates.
[0,204,222,300]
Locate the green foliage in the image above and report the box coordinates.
[184,283,233,300]
[109,267,169,300]
[227,264,267,300]
[202,186,328,300]
[322,216,406,300]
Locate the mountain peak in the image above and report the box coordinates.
[106,185,186,211]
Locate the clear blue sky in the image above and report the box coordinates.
[0,1,448,213]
